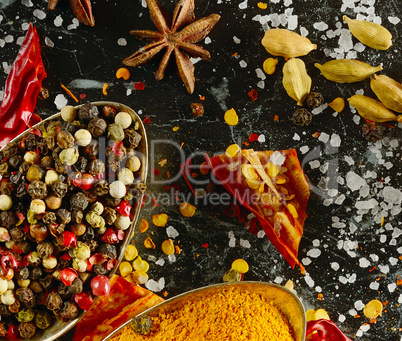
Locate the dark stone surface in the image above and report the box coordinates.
[0,1,401,340]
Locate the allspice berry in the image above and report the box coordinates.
[27,165,45,182]
[45,195,62,210]
[88,118,107,137]
[117,168,134,185]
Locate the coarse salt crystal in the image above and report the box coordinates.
[54,15,63,27]
[313,21,328,31]
[33,9,46,20]
[233,36,241,44]
[354,300,365,310]
[204,37,212,44]
[309,160,320,169]
[318,132,330,143]
[359,258,370,268]
[270,151,286,166]
[369,281,379,290]
[54,94,68,110]
[258,134,266,143]
[166,226,179,239]
[300,145,309,154]
[312,103,328,115]
[44,37,54,48]
[117,38,127,46]
[257,230,265,238]
[293,133,300,141]
[388,283,397,292]
[155,258,165,266]
[239,0,248,9]
[346,171,366,191]
[331,262,340,271]
[239,60,247,68]
[257,80,265,89]
[302,257,312,266]
[307,248,321,258]
[22,0,33,7]
[388,16,400,25]
[300,26,308,36]
[239,239,251,248]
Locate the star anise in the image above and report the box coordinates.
[48,0,95,27]
[123,0,220,94]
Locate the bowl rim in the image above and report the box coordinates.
[104,280,306,341]
[1,101,148,341]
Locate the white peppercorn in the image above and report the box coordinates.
[117,168,134,185]
[0,228,10,242]
[0,195,13,211]
[125,156,141,172]
[42,255,57,269]
[24,151,39,164]
[74,129,92,147]
[1,290,16,305]
[45,170,59,185]
[109,181,126,199]
[60,105,77,122]
[0,278,8,295]
[115,112,132,129]
[114,214,131,230]
[30,199,46,215]
[17,279,31,288]
[7,280,14,290]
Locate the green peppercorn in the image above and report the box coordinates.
[107,123,125,142]
[34,310,52,329]
[16,308,35,323]
[59,147,79,166]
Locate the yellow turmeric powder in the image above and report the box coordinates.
[110,286,295,341]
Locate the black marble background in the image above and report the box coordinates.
[0,0,401,340]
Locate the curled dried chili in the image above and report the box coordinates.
[0,23,47,148]
[306,320,353,341]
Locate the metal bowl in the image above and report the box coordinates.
[1,101,148,341]
[104,281,306,341]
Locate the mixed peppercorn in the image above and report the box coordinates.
[0,103,145,339]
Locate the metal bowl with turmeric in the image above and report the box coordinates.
[105,281,306,341]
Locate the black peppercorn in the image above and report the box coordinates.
[51,181,68,198]
[72,210,84,224]
[28,180,48,199]
[56,209,71,224]
[1,143,19,159]
[41,155,54,168]
[46,292,63,311]
[0,211,17,228]
[70,192,89,211]
[98,244,117,259]
[124,128,142,148]
[60,121,77,135]
[102,105,117,120]
[0,163,10,178]
[39,274,54,290]
[55,158,67,174]
[305,92,324,109]
[24,133,41,151]
[88,159,105,176]
[10,171,22,184]
[42,212,57,226]
[78,103,99,122]
[29,280,44,294]
[92,180,109,196]
[57,131,75,149]
[8,300,21,314]
[10,227,25,241]
[30,267,43,280]
[45,136,56,151]
[291,108,312,126]
[18,267,30,280]
[15,287,34,303]
[18,322,37,339]
[37,242,54,259]
[19,161,31,175]
[55,301,80,320]
[82,140,99,160]
[8,155,23,169]
[34,310,52,329]
[16,182,28,198]
[0,181,12,196]
[93,264,108,276]
[73,156,88,173]
[88,117,107,137]
[105,196,121,207]
[362,121,385,142]
[81,226,95,243]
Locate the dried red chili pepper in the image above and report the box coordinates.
[306,320,353,341]
[0,23,47,148]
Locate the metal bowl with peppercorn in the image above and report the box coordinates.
[0,101,148,340]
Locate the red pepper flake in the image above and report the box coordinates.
[248,89,258,102]
[134,81,145,90]
[312,132,321,138]
[318,293,323,301]
[30,129,42,137]
[180,142,184,149]
[143,116,151,124]
[273,115,279,121]
[79,93,87,99]
[397,279,402,285]
[243,141,250,146]
[369,266,377,272]
[162,291,168,297]
[199,96,205,101]
[201,243,209,248]
[151,197,158,207]
[249,133,259,142]
[231,52,238,57]
[191,172,198,178]
[153,168,160,176]
[112,141,125,156]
